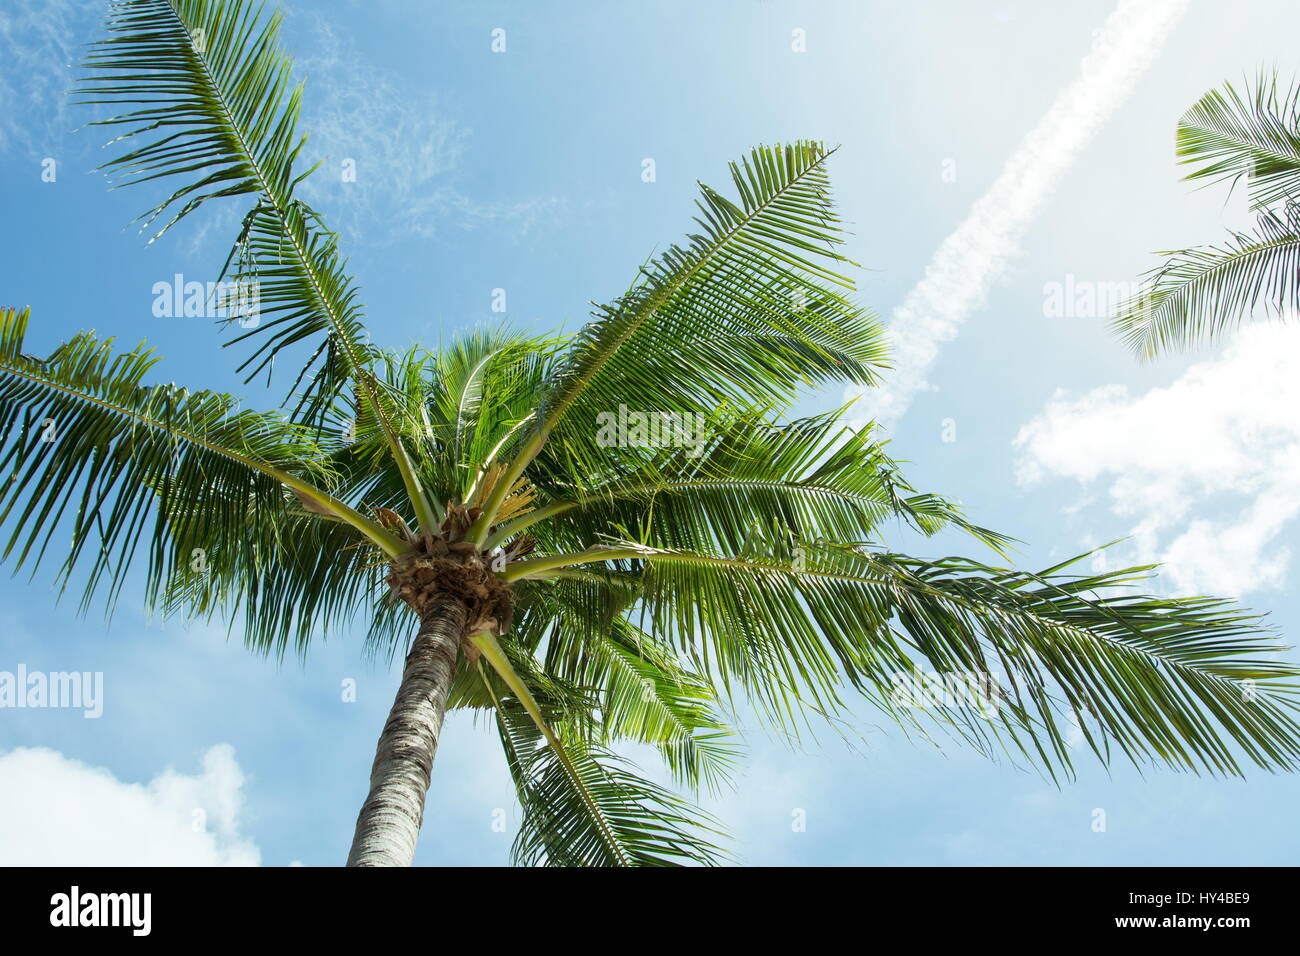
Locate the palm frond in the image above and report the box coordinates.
[1114,207,1300,356]
[492,408,1011,560]
[77,0,367,399]
[164,507,399,658]
[506,540,1300,777]
[464,629,729,866]
[1178,70,1300,210]
[0,306,390,619]
[76,0,443,531]
[493,692,730,866]
[470,142,888,542]
[425,331,559,481]
[579,617,739,793]
[519,574,740,792]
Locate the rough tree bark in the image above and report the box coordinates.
[346,592,467,866]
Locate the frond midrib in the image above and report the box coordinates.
[471,146,843,543]
[511,546,1278,708]
[156,0,436,531]
[1121,229,1300,352]
[486,475,890,548]
[0,356,398,555]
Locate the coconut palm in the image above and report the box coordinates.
[1115,69,1300,356]
[3,0,1299,867]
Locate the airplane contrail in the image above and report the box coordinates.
[849,0,1189,430]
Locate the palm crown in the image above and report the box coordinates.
[3,0,1300,866]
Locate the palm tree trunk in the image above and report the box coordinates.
[346,593,467,866]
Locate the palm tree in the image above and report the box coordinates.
[1116,69,1300,356]
[3,0,1299,867]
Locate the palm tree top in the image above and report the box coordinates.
[2,0,1299,865]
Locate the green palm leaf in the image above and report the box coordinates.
[519,577,740,792]
[76,0,362,390]
[469,142,888,543]
[491,407,1011,558]
[0,306,394,619]
[1118,70,1300,357]
[1178,70,1300,210]
[464,630,730,866]
[493,692,730,867]
[505,541,1300,777]
[77,0,439,530]
[1114,207,1300,356]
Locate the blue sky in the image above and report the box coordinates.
[2,0,1299,865]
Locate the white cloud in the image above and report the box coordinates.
[848,0,1188,430]
[1014,323,1300,596]
[0,744,261,865]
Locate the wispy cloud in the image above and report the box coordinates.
[291,16,563,245]
[0,0,92,158]
[848,0,1188,430]
[0,5,561,250]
